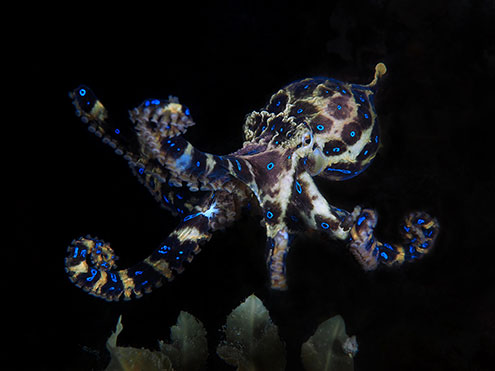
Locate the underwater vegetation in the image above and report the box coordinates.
[104,294,356,370]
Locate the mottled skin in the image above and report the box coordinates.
[66,64,439,301]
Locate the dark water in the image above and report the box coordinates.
[18,1,493,370]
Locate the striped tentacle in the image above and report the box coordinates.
[349,209,439,271]
[65,193,238,301]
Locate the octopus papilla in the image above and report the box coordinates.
[65,63,439,301]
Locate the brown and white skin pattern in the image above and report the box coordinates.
[65,63,439,300]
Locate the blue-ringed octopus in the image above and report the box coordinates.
[65,63,439,301]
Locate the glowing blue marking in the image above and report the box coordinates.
[383,243,394,251]
[176,153,191,169]
[141,281,148,286]
[72,247,79,258]
[333,147,340,153]
[297,108,303,113]
[275,100,281,107]
[288,155,291,159]
[337,105,342,110]
[326,167,351,174]
[421,242,429,248]
[342,89,346,94]
[295,181,302,194]
[185,108,190,115]
[267,162,274,170]
[110,273,118,282]
[235,159,242,171]
[80,249,86,258]
[196,161,201,167]
[170,142,175,147]
[321,222,329,229]
[304,84,309,89]
[176,194,183,200]
[409,245,415,254]
[151,99,160,105]
[178,251,183,254]
[79,88,86,96]
[375,135,379,143]
[357,216,366,226]
[380,252,389,260]
[350,131,355,137]
[86,268,98,281]
[266,211,273,219]
[163,195,170,203]
[364,113,369,118]
[404,226,410,232]
[114,128,120,134]
[279,127,283,133]
[360,96,365,103]
[134,270,143,275]
[183,212,201,221]
[158,245,171,254]
[417,218,425,225]
[316,124,324,131]
[144,100,150,107]
[138,168,145,174]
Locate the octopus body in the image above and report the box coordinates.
[66,64,439,301]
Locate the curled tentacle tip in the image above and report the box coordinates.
[368,63,387,88]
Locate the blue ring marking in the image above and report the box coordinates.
[295,181,302,194]
[138,168,145,174]
[316,124,324,131]
[151,99,160,105]
[80,249,86,258]
[350,131,355,137]
[235,159,242,171]
[333,147,340,153]
[337,105,342,110]
[79,88,86,96]
[86,268,98,282]
[321,222,329,229]
[266,211,273,219]
[297,108,303,113]
[417,218,425,225]
[380,251,389,260]
[357,215,366,226]
[114,128,120,134]
[267,162,274,170]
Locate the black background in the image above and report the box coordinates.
[18,1,493,370]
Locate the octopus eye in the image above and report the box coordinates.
[302,131,312,147]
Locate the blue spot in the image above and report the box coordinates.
[375,135,379,143]
[288,155,291,159]
[114,128,120,134]
[360,96,365,103]
[295,181,302,194]
[266,211,273,219]
[163,195,170,203]
[138,168,145,174]
[409,245,416,254]
[279,127,283,133]
[170,142,175,147]
[158,245,171,254]
[364,113,369,119]
[275,100,281,107]
[403,225,411,232]
[134,270,143,276]
[110,273,118,282]
[421,242,429,248]
[363,150,369,156]
[383,243,394,251]
[235,159,242,171]
[297,108,303,114]
[144,100,150,107]
[304,84,309,89]
[333,147,340,153]
[357,216,366,226]
[337,105,342,110]
[151,99,160,105]
[267,162,274,170]
[79,88,86,96]
[350,131,355,137]
[380,252,389,260]
[316,124,324,131]
[72,247,79,259]
[417,218,425,225]
[141,280,148,286]
[341,89,346,94]
[321,222,329,229]
[178,251,183,254]
[261,126,266,131]
[185,108,190,116]
[196,161,200,167]
[176,194,183,200]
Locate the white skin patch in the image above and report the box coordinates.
[202,201,218,219]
